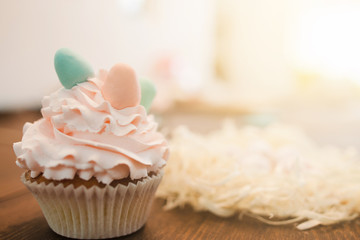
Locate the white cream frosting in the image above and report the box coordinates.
[14,77,169,184]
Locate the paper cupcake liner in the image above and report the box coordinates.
[21,172,163,239]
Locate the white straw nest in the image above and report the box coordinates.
[156,120,360,230]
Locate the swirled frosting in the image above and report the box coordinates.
[14,73,169,184]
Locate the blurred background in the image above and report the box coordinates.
[1,0,360,147]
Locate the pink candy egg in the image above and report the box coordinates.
[102,63,141,110]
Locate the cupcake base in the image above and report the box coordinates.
[21,171,163,239]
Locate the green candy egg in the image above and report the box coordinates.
[139,78,157,112]
[54,48,94,89]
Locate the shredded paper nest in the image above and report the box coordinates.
[156,120,360,230]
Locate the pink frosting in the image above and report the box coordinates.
[14,76,169,184]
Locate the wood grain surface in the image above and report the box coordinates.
[1,111,360,240]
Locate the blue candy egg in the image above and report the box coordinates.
[54,48,94,89]
[139,78,157,112]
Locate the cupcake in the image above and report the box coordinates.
[13,48,169,239]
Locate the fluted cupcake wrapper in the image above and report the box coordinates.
[21,172,163,239]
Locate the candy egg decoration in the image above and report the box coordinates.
[54,48,157,112]
[102,63,141,110]
[139,78,157,112]
[54,48,94,89]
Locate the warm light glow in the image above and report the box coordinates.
[292,4,360,83]
[116,0,145,15]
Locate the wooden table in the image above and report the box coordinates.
[1,111,360,240]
